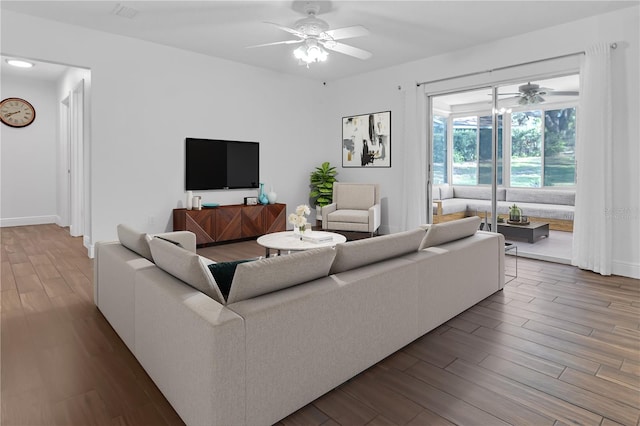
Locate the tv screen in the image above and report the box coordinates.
[185,138,259,190]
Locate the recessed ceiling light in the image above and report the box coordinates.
[6,59,34,68]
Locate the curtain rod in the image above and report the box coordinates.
[416,43,617,87]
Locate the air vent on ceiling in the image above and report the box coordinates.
[111,3,138,19]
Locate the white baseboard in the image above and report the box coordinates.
[613,260,640,279]
[84,236,95,258]
[0,215,57,227]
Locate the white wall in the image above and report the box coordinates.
[1,74,58,226]
[1,10,325,248]
[322,6,639,278]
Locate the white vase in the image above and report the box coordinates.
[186,191,193,210]
[267,191,277,204]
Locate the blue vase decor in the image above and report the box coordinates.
[258,183,269,205]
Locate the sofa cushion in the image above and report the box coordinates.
[419,216,481,250]
[439,185,454,200]
[226,247,336,304]
[432,186,441,201]
[439,198,469,215]
[453,186,506,201]
[148,237,225,304]
[506,188,575,206]
[336,184,376,210]
[207,259,255,300]
[117,224,153,261]
[329,228,426,274]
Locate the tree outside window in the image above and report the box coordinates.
[452,116,478,185]
[544,108,576,186]
[511,111,542,187]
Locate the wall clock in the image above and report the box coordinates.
[0,97,36,128]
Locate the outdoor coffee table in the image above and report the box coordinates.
[256,231,346,257]
[497,221,549,243]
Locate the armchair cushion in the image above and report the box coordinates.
[327,210,369,224]
[335,183,377,210]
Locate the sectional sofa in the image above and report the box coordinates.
[94,218,505,426]
[433,184,575,231]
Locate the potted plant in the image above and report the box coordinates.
[309,161,338,221]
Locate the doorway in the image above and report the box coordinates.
[428,74,579,264]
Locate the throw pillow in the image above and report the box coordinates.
[148,237,225,304]
[207,259,255,300]
[419,216,481,250]
[226,247,336,304]
[329,228,426,275]
[117,224,153,261]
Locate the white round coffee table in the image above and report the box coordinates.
[257,231,346,257]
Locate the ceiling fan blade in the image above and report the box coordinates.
[322,41,372,60]
[323,25,370,40]
[264,22,306,38]
[246,39,303,49]
[546,90,579,96]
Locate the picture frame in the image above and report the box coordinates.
[244,196,258,205]
[342,110,391,168]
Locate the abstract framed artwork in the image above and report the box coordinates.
[342,110,391,168]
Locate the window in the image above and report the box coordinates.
[432,115,447,184]
[479,115,503,185]
[451,115,503,186]
[510,111,542,187]
[509,107,577,187]
[452,116,477,185]
[544,108,576,186]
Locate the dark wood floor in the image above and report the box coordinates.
[2,224,639,425]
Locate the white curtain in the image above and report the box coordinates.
[400,85,427,230]
[572,43,613,275]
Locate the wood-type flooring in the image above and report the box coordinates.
[2,224,639,425]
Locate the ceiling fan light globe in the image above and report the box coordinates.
[293,46,306,59]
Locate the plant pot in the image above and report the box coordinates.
[315,205,322,221]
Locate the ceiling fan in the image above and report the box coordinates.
[499,82,579,105]
[246,2,372,66]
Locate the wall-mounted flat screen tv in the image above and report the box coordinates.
[185,138,259,190]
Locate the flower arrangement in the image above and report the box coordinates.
[289,204,310,234]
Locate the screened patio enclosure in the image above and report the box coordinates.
[427,73,579,262]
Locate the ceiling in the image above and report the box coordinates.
[1,55,71,82]
[1,1,637,82]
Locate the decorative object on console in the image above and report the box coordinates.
[342,111,391,168]
[186,191,193,210]
[202,202,219,208]
[244,196,258,205]
[309,161,338,220]
[193,196,202,210]
[267,186,277,204]
[289,204,310,237]
[258,183,269,205]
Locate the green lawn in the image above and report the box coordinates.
[449,156,575,187]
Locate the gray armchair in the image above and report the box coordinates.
[322,183,381,236]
